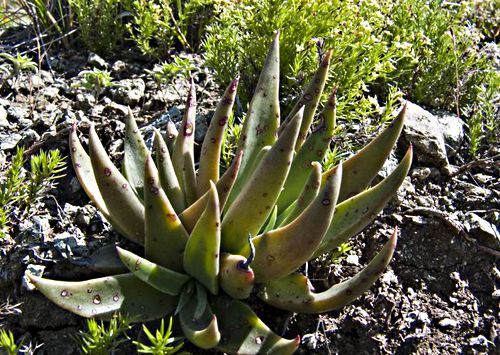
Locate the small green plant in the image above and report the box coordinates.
[126,0,218,58]
[0,52,37,75]
[77,314,131,355]
[69,0,127,55]
[0,329,21,355]
[146,56,196,85]
[219,112,242,172]
[0,147,66,238]
[0,329,40,355]
[74,68,116,97]
[134,318,186,355]
[329,243,352,264]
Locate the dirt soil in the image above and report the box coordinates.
[0,34,499,354]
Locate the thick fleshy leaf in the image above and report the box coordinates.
[69,124,109,216]
[226,32,281,209]
[172,78,197,206]
[123,108,149,198]
[27,273,176,321]
[88,125,145,244]
[197,76,239,197]
[259,228,398,313]
[221,108,303,254]
[219,254,255,299]
[116,247,190,296]
[235,31,281,180]
[277,88,336,211]
[281,48,333,150]
[323,104,407,203]
[164,119,178,154]
[183,182,220,294]
[179,286,221,349]
[213,294,300,354]
[241,163,341,283]
[278,161,322,227]
[179,151,242,233]
[153,129,185,213]
[144,155,189,271]
[313,146,412,258]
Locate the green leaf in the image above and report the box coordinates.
[116,247,190,296]
[260,228,398,313]
[27,273,176,321]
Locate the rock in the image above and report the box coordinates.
[394,176,414,205]
[75,92,96,110]
[111,60,127,74]
[40,69,54,84]
[19,128,40,147]
[345,254,359,265]
[40,86,59,98]
[18,216,52,243]
[22,264,46,291]
[0,132,22,149]
[53,230,87,258]
[110,78,145,106]
[87,52,108,69]
[411,167,431,181]
[401,102,449,171]
[7,105,29,121]
[0,105,9,127]
[432,110,465,155]
[438,318,459,329]
[194,114,209,143]
[378,152,398,179]
[464,213,500,251]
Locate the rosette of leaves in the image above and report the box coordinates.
[28,32,412,354]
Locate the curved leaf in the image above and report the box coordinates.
[116,247,190,296]
[27,273,176,321]
[212,294,300,355]
[260,228,398,313]
[243,163,341,283]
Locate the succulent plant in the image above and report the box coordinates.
[28,32,412,354]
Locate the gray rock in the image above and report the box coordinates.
[431,109,465,155]
[0,105,8,127]
[40,70,54,84]
[402,102,449,170]
[345,254,359,266]
[111,60,127,74]
[53,230,87,258]
[87,52,108,69]
[19,128,40,147]
[438,318,459,329]
[194,114,209,143]
[75,92,96,110]
[18,216,52,243]
[40,86,59,98]
[378,152,398,179]
[0,132,22,149]
[464,213,500,251]
[110,78,145,106]
[22,264,46,291]
[7,105,29,121]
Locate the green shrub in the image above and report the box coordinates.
[0,147,66,238]
[203,0,413,119]
[69,0,129,55]
[126,0,218,58]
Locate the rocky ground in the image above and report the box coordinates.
[0,39,499,354]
